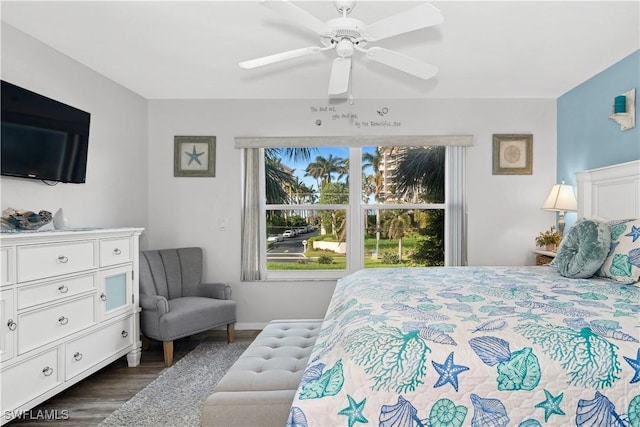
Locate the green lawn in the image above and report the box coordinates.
[267,235,420,270]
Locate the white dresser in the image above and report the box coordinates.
[0,227,143,425]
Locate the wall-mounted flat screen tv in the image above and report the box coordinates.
[1,80,90,183]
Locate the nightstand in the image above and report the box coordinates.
[534,249,556,265]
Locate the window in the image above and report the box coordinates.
[238,136,469,281]
[362,146,445,268]
[264,147,350,277]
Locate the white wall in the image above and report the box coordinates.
[0,24,148,232]
[148,98,557,328]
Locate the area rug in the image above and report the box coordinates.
[99,342,249,427]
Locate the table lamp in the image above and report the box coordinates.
[542,182,577,236]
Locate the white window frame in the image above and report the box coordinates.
[237,136,471,281]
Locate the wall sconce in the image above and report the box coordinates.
[609,88,636,131]
[542,182,577,236]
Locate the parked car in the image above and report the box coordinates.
[282,230,294,238]
[267,234,284,242]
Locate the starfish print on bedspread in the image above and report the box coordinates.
[432,352,469,392]
[623,348,640,384]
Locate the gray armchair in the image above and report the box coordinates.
[139,247,236,366]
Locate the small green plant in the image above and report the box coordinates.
[380,252,400,264]
[535,226,561,248]
[318,254,334,264]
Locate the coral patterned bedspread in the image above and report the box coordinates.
[289,266,640,427]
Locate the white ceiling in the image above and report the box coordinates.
[2,1,639,100]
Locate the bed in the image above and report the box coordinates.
[289,160,640,427]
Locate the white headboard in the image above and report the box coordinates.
[576,160,640,220]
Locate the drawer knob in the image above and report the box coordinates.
[57,255,69,264]
[121,330,129,338]
[73,352,83,361]
[7,319,17,331]
[58,316,69,325]
[42,366,54,376]
[58,284,69,293]
[100,293,107,302]
[113,248,122,255]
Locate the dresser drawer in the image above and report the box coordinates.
[99,237,132,267]
[18,295,96,354]
[1,347,61,413]
[17,274,96,310]
[17,241,96,283]
[66,315,134,380]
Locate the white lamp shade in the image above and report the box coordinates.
[542,184,577,212]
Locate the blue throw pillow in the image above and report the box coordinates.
[554,218,611,279]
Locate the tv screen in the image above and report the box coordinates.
[1,81,90,183]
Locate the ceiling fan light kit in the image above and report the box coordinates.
[239,0,443,96]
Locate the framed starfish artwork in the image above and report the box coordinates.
[492,134,533,175]
[174,136,216,177]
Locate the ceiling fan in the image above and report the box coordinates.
[239,0,443,95]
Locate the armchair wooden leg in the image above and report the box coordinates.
[163,341,174,367]
[227,323,235,344]
[141,335,152,351]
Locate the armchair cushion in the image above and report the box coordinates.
[159,297,237,341]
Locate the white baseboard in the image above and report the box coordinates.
[235,322,269,330]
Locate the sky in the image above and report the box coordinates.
[281,146,376,192]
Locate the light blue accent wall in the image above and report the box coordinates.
[557,50,640,226]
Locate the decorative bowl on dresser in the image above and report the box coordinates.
[0,227,143,425]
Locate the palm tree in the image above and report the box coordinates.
[393,146,446,265]
[305,154,348,188]
[337,158,349,184]
[287,177,316,221]
[266,147,314,164]
[264,147,316,205]
[362,149,386,256]
[362,149,386,202]
[264,156,293,205]
[394,146,445,203]
[264,148,317,226]
[287,176,309,204]
[362,173,376,203]
[318,181,348,239]
[387,213,410,261]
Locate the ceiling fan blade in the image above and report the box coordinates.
[261,0,334,37]
[365,47,438,80]
[239,47,322,69]
[328,57,351,95]
[364,3,443,41]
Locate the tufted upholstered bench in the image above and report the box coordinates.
[201,319,322,427]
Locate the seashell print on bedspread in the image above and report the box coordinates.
[289,266,640,427]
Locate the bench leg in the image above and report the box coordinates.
[227,323,235,344]
[163,341,174,367]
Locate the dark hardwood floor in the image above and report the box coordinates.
[6,330,258,427]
